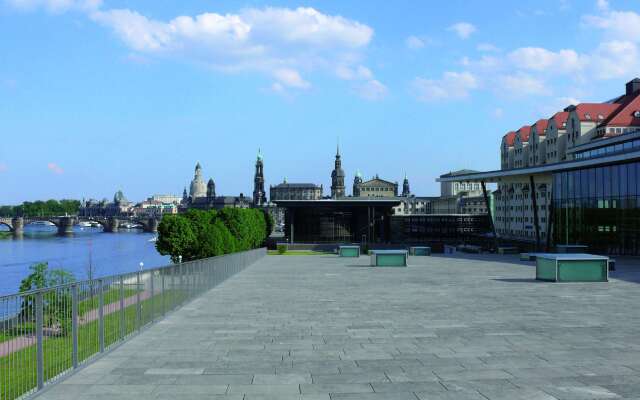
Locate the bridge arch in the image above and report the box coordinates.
[23,218,60,228]
[0,221,14,232]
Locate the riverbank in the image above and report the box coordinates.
[0,231,11,239]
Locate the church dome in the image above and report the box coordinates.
[189,162,207,198]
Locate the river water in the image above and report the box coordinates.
[0,226,170,296]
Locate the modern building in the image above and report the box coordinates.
[439,170,484,197]
[441,78,640,255]
[270,179,323,201]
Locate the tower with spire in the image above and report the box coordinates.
[253,149,266,206]
[353,169,363,197]
[402,173,410,197]
[331,143,345,198]
[207,178,216,198]
[189,162,207,199]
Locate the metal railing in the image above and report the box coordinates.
[0,248,266,400]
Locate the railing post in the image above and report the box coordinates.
[119,276,125,339]
[150,272,155,323]
[71,284,78,369]
[161,271,166,316]
[98,279,104,353]
[136,272,142,330]
[35,292,44,390]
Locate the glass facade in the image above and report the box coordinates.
[553,161,640,255]
[574,138,640,160]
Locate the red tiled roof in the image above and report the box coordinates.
[503,131,516,147]
[572,103,620,122]
[550,111,569,129]
[601,91,640,127]
[516,126,531,143]
[532,119,549,137]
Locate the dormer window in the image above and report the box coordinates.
[634,110,640,118]
[585,113,591,120]
[562,122,567,127]
[598,114,604,120]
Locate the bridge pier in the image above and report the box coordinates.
[104,217,119,233]
[57,217,75,236]
[12,217,24,237]
[144,218,159,233]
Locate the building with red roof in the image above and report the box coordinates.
[529,119,549,165]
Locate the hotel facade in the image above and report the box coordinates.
[439,78,640,255]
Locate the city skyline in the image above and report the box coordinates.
[2,0,640,203]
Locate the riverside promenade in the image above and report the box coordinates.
[36,253,640,400]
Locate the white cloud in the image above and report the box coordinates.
[47,162,64,174]
[412,71,478,101]
[448,22,476,39]
[477,43,500,52]
[583,9,640,42]
[88,6,376,92]
[353,79,387,101]
[589,40,639,79]
[493,107,504,118]
[273,68,310,89]
[500,73,547,96]
[5,0,101,13]
[508,47,582,74]
[335,65,372,80]
[596,0,609,12]
[405,35,425,50]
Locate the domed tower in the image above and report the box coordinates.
[402,173,410,197]
[207,178,216,199]
[189,162,207,199]
[253,149,266,206]
[353,169,363,197]
[331,144,345,198]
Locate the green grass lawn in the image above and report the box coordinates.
[267,250,329,256]
[0,289,188,400]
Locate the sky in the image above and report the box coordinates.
[1,0,639,204]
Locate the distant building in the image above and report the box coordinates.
[439,170,484,197]
[79,190,133,217]
[189,163,207,199]
[354,174,398,198]
[270,179,323,201]
[148,194,182,204]
[330,145,345,198]
[133,200,178,217]
[253,149,267,206]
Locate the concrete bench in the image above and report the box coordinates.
[520,253,541,261]
[498,246,518,255]
[457,245,482,254]
[370,250,408,267]
[409,246,431,256]
[338,245,360,257]
[556,244,589,253]
[536,253,609,282]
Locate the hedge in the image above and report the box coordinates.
[156,208,268,263]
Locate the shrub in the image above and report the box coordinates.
[277,244,287,254]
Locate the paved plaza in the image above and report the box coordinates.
[36,253,640,400]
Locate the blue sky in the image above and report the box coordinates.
[1,0,639,203]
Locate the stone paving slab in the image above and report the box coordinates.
[35,253,640,399]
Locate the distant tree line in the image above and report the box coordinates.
[156,208,272,263]
[0,199,81,217]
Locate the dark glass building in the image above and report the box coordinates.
[553,160,640,255]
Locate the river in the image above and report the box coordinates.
[0,225,170,296]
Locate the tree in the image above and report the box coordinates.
[19,262,76,335]
[156,214,197,262]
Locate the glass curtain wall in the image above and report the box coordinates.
[553,161,640,255]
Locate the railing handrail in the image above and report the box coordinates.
[0,249,264,301]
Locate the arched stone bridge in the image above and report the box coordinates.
[0,216,160,237]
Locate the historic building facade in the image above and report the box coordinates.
[354,175,398,197]
[270,179,323,200]
[182,162,251,211]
